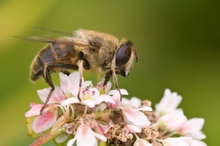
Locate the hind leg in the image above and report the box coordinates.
[40,62,78,114]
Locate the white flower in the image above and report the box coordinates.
[96,80,112,94]
[67,121,106,146]
[80,88,115,108]
[157,109,187,132]
[179,118,206,140]
[62,88,115,108]
[155,89,182,117]
[59,72,92,97]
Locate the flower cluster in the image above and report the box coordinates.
[25,71,207,146]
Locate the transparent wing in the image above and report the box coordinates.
[13,35,93,48]
[32,27,73,36]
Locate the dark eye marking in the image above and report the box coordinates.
[115,42,132,67]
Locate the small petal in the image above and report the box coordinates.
[59,72,71,93]
[137,106,153,112]
[37,87,65,103]
[179,118,206,140]
[134,138,152,146]
[96,94,115,105]
[108,90,121,109]
[161,137,189,146]
[122,107,151,128]
[126,124,141,133]
[121,97,141,108]
[120,88,129,95]
[61,97,79,106]
[25,103,42,117]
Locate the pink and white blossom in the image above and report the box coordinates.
[59,72,92,97]
[179,118,206,140]
[24,72,207,146]
[155,88,182,117]
[107,89,128,109]
[25,104,58,133]
[67,121,106,146]
[157,109,187,132]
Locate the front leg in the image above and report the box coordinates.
[103,71,112,86]
[104,70,122,100]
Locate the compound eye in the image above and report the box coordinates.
[116,43,132,67]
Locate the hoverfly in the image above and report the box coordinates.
[16,29,139,112]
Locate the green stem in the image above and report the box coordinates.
[30,128,64,146]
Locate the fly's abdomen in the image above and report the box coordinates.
[30,43,76,81]
[30,43,57,81]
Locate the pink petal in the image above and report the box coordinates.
[161,137,188,146]
[81,100,96,108]
[126,124,141,133]
[25,103,42,117]
[37,88,51,103]
[61,98,79,106]
[32,105,58,133]
[181,118,204,133]
[120,89,128,95]
[179,118,206,140]
[138,106,153,112]
[108,90,121,109]
[104,81,112,93]
[37,87,65,103]
[67,123,106,146]
[77,125,96,146]
[155,89,182,117]
[190,139,207,146]
[122,108,151,128]
[158,109,187,132]
[130,97,141,108]
[59,72,71,93]
[89,88,100,99]
[69,71,80,88]
[97,94,115,104]
[134,138,152,146]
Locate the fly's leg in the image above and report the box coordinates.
[112,70,122,100]
[77,52,84,100]
[104,70,122,100]
[103,71,112,86]
[40,66,55,114]
[40,62,78,114]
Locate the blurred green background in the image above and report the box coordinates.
[0,0,219,145]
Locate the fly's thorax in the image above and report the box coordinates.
[74,29,119,73]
